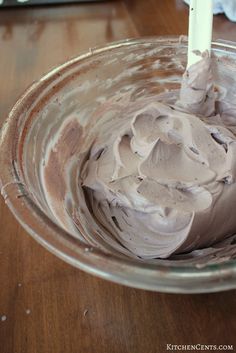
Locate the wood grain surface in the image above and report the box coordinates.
[0,1,236,352]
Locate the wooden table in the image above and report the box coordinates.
[0,1,236,352]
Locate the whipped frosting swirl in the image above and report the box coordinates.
[81,56,236,259]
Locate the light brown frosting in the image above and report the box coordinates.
[81,55,236,259]
[42,54,236,262]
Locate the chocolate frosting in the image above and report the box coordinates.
[81,55,236,259]
[42,53,236,263]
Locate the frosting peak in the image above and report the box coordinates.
[177,52,216,117]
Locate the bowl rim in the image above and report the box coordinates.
[1,36,236,293]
